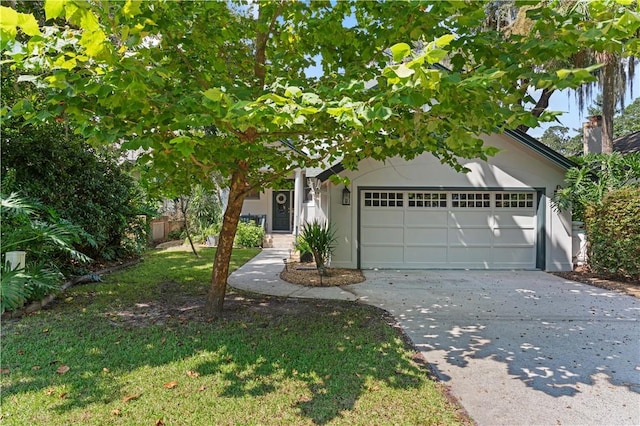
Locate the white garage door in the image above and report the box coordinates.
[360,190,537,269]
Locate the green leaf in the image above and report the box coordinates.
[284,86,302,98]
[434,34,455,48]
[44,0,65,20]
[203,88,225,102]
[123,0,142,18]
[392,64,414,78]
[0,6,41,38]
[556,69,571,79]
[390,43,411,62]
[16,11,41,36]
[425,48,448,64]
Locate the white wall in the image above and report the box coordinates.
[326,133,572,271]
[240,190,271,232]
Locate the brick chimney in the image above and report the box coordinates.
[583,115,602,154]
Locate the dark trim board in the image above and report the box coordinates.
[356,186,545,270]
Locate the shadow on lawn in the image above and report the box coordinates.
[1,294,427,425]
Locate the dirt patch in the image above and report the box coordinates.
[552,266,640,299]
[280,262,366,287]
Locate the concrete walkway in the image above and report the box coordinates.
[229,249,640,426]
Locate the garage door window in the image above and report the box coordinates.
[364,191,404,207]
[408,192,447,208]
[451,192,491,208]
[495,193,534,208]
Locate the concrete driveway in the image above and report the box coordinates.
[229,250,640,425]
[351,270,640,426]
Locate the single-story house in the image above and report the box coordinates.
[242,129,575,271]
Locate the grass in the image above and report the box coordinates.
[1,248,467,425]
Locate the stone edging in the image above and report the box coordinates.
[2,258,143,319]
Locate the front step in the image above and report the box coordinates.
[264,233,296,249]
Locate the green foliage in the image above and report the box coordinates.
[294,235,312,255]
[233,222,265,248]
[614,97,640,138]
[4,0,638,315]
[167,228,185,241]
[186,184,223,240]
[585,187,640,279]
[0,125,149,260]
[554,152,640,221]
[539,125,583,156]
[0,193,90,312]
[300,220,337,275]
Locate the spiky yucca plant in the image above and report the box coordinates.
[300,220,337,276]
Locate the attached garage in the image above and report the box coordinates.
[359,189,540,269]
[311,130,575,272]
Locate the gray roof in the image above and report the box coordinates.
[614,131,640,154]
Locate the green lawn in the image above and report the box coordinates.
[1,248,467,425]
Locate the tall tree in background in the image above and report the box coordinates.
[2,1,638,317]
[483,1,639,145]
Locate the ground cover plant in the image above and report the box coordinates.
[1,248,468,425]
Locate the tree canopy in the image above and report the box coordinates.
[2,0,639,317]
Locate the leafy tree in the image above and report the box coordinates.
[3,1,637,317]
[539,125,582,156]
[483,1,639,144]
[554,153,640,222]
[614,97,640,138]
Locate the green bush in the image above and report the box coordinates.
[585,187,640,279]
[554,152,640,221]
[167,228,185,241]
[1,124,150,261]
[300,220,337,275]
[233,222,265,248]
[1,193,91,312]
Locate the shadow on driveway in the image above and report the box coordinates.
[351,270,640,425]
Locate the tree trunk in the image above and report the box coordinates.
[517,87,555,133]
[204,170,247,318]
[600,52,616,154]
[179,196,199,257]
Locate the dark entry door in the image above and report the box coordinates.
[272,191,291,231]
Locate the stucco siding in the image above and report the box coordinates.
[327,134,572,271]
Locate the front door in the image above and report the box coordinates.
[272,191,291,231]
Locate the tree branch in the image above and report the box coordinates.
[254,1,284,89]
[518,87,555,133]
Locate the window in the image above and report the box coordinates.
[451,192,490,208]
[364,191,404,207]
[408,192,447,208]
[495,193,534,208]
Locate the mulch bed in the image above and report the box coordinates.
[280,262,366,287]
[552,266,640,299]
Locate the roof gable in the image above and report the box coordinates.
[313,130,575,182]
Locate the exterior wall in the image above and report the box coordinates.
[241,190,271,232]
[326,133,572,271]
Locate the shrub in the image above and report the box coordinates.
[1,125,150,261]
[234,222,265,248]
[554,152,640,221]
[294,235,313,262]
[300,220,337,276]
[167,228,185,241]
[585,187,640,279]
[1,193,91,312]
